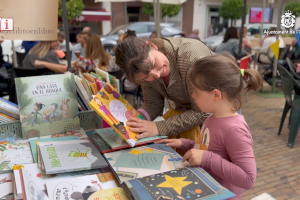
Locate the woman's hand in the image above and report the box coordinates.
[182,149,204,166]
[157,139,182,148]
[126,117,159,139]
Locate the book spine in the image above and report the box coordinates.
[0,97,19,107]
[0,108,20,119]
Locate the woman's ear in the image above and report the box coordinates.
[212,89,222,102]
[145,41,158,50]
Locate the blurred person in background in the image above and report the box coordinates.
[83,27,91,34]
[150,31,162,38]
[58,31,73,59]
[259,27,285,64]
[22,35,67,74]
[71,31,88,61]
[187,29,200,40]
[215,27,247,60]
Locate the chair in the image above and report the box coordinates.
[9,67,54,104]
[237,55,252,102]
[16,52,28,67]
[277,65,300,148]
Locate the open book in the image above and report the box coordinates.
[89,83,144,147]
[95,128,167,151]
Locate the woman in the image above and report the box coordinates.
[215,27,247,60]
[115,37,213,155]
[22,37,67,73]
[84,34,115,71]
[259,27,285,64]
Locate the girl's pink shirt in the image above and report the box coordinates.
[180,115,256,200]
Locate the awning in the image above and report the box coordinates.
[76,9,111,22]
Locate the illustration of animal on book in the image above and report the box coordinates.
[15,74,81,138]
[89,83,145,147]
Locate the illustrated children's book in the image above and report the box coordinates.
[46,174,118,200]
[29,136,80,163]
[82,187,130,200]
[0,141,33,173]
[122,167,235,200]
[104,143,188,184]
[40,142,108,174]
[89,83,144,147]
[96,128,167,151]
[15,74,81,138]
[87,131,114,153]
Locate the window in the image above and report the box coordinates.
[128,25,148,34]
[249,7,273,23]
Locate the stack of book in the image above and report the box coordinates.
[0,97,19,123]
[0,72,236,200]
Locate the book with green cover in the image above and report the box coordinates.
[29,136,80,163]
[40,142,108,174]
[15,74,80,138]
[95,128,167,150]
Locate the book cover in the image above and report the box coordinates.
[20,168,49,200]
[40,142,108,174]
[87,131,113,153]
[46,174,117,200]
[96,128,167,150]
[15,74,81,138]
[89,83,144,147]
[29,136,80,163]
[123,167,235,200]
[0,141,33,173]
[37,140,90,170]
[82,187,130,200]
[104,143,188,184]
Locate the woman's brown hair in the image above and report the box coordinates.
[190,52,262,111]
[29,41,52,59]
[223,27,239,43]
[85,34,110,66]
[115,37,166,83]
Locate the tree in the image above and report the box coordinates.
[58,0,85,21]
[142,3,181,18]
[284,0,300,28]
[15,79,32,111]
[219,0,249,26]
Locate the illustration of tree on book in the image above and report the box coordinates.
[15,74,81,138]
[89,83,145,147]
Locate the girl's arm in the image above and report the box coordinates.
[179,138,195,151]
[243,38,252,50]
[200,126,256,189]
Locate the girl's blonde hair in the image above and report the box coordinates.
[190,52,262,111]
[85,34,110,66]
[29,41,52,59]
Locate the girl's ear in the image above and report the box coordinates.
[146,41,158,50]
[212,89,222,102]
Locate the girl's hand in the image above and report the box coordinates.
[35,60,43,68]
[126,118,158,139]
[156,139,182,148]
[182,149,204,166]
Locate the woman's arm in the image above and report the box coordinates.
[35,60,67,73]
[138,83,165,121]
[200,127,256,189]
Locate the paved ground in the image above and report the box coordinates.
[241,83,300,200]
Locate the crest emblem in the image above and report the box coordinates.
[281,10,295,28]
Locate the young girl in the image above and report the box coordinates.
[158,52,262,200]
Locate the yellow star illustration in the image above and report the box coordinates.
[128,149,143,155]
[157,175,192,195]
